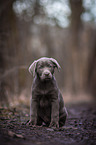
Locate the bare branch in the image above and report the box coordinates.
[0,66,27,81]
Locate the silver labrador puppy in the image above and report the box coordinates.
[28,57,68,128]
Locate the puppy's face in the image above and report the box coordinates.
[29,57,61,80]
[36,60,54,81]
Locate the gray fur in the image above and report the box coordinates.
[28,57,68,128]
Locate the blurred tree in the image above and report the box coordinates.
[67,0,84,93]
[87,31,96,97]
[0,0,19,104]
[69,0,96,95]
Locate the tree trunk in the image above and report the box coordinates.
[68,0,83,94]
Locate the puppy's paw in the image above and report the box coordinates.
[49,121,59,128]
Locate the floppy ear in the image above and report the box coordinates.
[28,61,37,77]
[50,58,61,71]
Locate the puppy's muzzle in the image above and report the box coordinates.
[42,70,52,80]
[44,71,50,76]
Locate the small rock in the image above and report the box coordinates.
[47,128,54,131]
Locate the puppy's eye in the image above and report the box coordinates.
[48,64,52,68]
[38,65,43,69]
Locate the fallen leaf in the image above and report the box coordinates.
[8,131,25,139]
[8,131,15,137]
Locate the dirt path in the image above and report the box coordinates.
[0,103,96,145]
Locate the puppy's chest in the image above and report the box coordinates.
[33,81,57,107]
[36,82,54,95]
[37,88,52,108]
[39,95,51,108]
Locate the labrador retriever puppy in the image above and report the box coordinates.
[28,57,68,128]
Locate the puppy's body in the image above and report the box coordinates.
[29,57,67,127]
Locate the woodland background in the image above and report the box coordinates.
[0,0,96,106]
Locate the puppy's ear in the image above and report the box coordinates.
[28,61,37,77]
[50,58,61,71]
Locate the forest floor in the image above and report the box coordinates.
[0,102,96,145]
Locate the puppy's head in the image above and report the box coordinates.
[29,57,61,81]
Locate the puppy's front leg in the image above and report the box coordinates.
[28,96,38,126]
[49,98,59,128]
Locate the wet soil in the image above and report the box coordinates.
[0,102,96,145]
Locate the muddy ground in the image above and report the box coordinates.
[0,102,96,145]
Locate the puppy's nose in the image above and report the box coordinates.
[44,72,50,76]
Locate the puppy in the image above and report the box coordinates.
[28,57,68,128]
